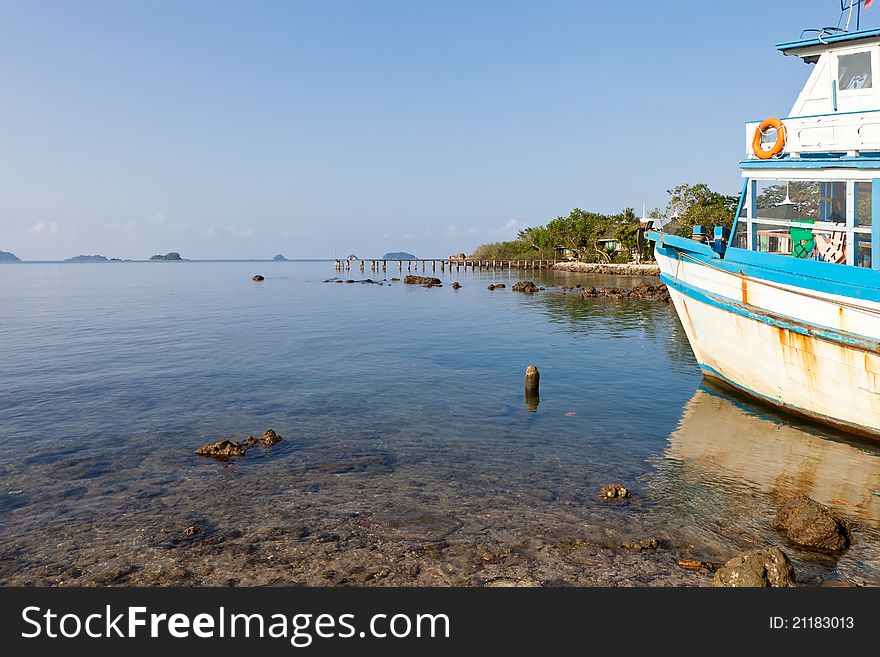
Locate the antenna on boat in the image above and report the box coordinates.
[802,1,872,42]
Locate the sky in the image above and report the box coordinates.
[0,0,870,260]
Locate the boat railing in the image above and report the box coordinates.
[800,0,865,43]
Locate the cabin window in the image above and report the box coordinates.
[856,181,872,226]
[755,180,829,224]
[748,179,848,262]
[855,234,873,268]
[754,223,793,255]
[838,52,872,90]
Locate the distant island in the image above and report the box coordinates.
[273,254,288,261]
[382,251,416,260]
[64,255,110,263]
[0,250,21,262]
[149,252,184,261]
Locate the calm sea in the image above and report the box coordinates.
[0,260,878,586]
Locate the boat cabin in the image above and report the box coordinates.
[735,25,880,270]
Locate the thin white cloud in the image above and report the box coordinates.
[204,225,217,238]
[493,218,520,236]
[240,228,254,238]
[28,221,59,236]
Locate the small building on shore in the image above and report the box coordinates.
[554,246,579,260]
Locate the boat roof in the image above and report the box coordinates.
[777,27,880,54]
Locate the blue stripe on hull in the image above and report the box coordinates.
[648,231,880,301]
[659,272,880,354]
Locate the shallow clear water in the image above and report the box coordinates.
[0,261,878,586]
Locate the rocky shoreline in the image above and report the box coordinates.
[552,262,660,276]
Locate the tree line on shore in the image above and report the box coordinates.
[472,183,739,263]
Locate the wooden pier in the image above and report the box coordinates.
[334,258,560,272]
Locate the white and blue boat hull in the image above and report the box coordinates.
[653,236,880,438]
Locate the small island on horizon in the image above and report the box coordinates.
[64,255,125,263]
[382,251,416,260]
[0,250,21,262]
[149,252,185,261]
[273,254,288,261]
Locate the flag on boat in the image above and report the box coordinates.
[866,0,874,10]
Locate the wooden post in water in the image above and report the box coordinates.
[525,366,540,394]
[525,365,540,412]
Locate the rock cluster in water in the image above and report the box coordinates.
[324,278,388,285]
[552,262,660,276]
[713,547,797,587]
[195,429,283,460]
[403,275,442,287]
[772,494,852,551]
[512,281,540,293]
[599,483,631,500]
[195,440,246,458]
[582,283,670,302]
[487,283,506,290]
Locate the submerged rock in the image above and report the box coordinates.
[260,428,282,446]
[195,440,246,458]
[600,483,631,499]
[772,494,852,551]
[621,537,664,552]
[403,275,442,287]
[198,429,281,457]
[582,283,670,301]
[713,547,797,587]
[452,282,461,289]
[252,274,265,281]
[244,429,283,447]
[512,281,539,293]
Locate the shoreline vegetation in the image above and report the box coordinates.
[470,182,737,263]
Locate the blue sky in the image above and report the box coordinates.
[0,0,868,259]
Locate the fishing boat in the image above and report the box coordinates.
[649,0,880,438]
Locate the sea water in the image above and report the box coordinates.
[0,261,877,585]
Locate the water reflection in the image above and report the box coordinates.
[666,383,880,526]
[524,391,540,412]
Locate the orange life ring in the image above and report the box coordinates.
[752,117,786,159]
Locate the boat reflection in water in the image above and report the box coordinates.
[666,383,880,527]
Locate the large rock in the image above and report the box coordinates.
[713,547,797,587]
[195,440,246,458]
[512,281,539,293]
[252,274,265,281]
[403,275,442,287]
[772,494,852,551]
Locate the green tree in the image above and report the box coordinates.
[664,183,740,237]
